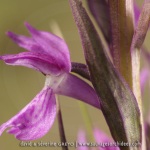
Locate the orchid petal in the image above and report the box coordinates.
[0,86,57,141]
[7,31,44,52]
[55,73,101,109]
[7,23,71,73]
[0,52,64,75]
[24,22,71,72]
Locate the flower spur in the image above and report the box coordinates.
[0,23,100,141]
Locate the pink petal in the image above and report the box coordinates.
[1,52,64,75]
[25,22,71,72]
[55,73,101,109]
[7,32,44,52]
[0,86,57,140]
[6,23,71,73]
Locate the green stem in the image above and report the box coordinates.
[108,0,134,88]
[57,99,68,150]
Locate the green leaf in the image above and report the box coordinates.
[69,0,141,149]
[87,0,111,44]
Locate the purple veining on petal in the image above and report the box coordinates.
[6,23,71,73]
[140,68,149,94]
[55,73,101,109]
[7,32,44,52]
[1,52,65,75]
[0,86,57,140]
[25,22,71,72]
[93,128,119,150]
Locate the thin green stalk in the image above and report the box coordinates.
[130,1,150,148]
[57,99,68,150]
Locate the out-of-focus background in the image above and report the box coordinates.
[0,0,149,150]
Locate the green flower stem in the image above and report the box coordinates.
[57,99,68,150]
[69,0,141,149]
[130,1,150,148]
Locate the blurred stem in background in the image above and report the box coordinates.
[78,102,95,142]
[51,22,68,150]
[57,98,68,150]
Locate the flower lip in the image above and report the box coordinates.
[0,86,57,141]
[55,73,101,109]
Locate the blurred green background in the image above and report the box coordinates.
[0,0,149,150]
